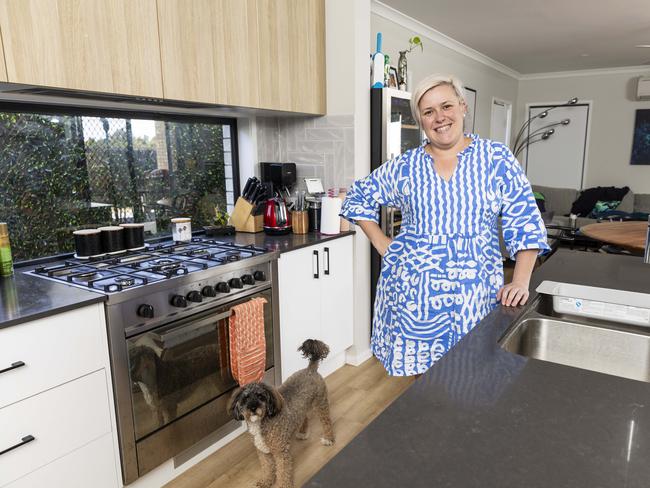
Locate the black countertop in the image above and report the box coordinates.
[212,230,355,254]
[0,271,105,330]
[306,250,650,488]
[0,231,354,330]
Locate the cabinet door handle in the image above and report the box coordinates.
[324,247,330,275]
[0,361,25,375]
[0,435,35,456]
[313,250,319,279]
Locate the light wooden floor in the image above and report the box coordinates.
[164,358,415,488]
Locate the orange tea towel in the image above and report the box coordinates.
[229,297,267,386]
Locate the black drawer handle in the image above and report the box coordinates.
[0,435,35,456]
[324,247,330,275]
[0,361,25,375]
[313,250,319,279]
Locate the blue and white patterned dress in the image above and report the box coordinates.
[341,135,550,376]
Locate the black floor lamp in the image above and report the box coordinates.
[513,97,578,158]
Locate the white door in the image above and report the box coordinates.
[490,98,511,144]
[523,104,589,189]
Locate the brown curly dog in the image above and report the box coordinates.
[228,339,335,488]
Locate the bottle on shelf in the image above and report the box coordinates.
[0,223,14,277]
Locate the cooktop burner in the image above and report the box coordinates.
[28,237,270,293]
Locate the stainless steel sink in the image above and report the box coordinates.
[499,282,650,383]
[500,314,650,382]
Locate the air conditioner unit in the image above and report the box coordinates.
[637,76,650,100]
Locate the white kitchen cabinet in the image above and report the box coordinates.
[0,303,119,488]
[278,235,353,380]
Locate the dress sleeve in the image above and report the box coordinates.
[497,145,551,260]
[340,157,401,224]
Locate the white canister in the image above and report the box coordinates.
[171,217,192,242]
[320,197,343,235]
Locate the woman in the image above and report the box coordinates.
[341,74,550,376]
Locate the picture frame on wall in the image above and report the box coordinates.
[388,67,398,88]
[463,87,477,133]
[630,109,650,165]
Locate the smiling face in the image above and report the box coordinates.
[418,83,467,151]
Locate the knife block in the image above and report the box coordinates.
[229,197,254,229]
[236,213,264,233]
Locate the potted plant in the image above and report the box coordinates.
[204,205,235,236]
[397,36,423,90]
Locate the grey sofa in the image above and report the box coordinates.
[532,185,650,228]
[498,185,650,260]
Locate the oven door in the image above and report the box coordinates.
[126,288,274,447]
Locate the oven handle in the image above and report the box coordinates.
[152,310,233,344]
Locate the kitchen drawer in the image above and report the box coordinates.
[6,433,118,488]
[0,304,105,408]
[0,369,113,487]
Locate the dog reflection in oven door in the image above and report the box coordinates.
[128,329,228,428]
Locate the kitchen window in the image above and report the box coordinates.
[0,103,239,262]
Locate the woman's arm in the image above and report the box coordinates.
[357,220,393,256]
[497,248,538,307]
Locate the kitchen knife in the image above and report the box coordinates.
[242,177,255,201]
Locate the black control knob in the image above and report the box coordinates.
[170,295,187,308]
[202,285,217,297]
[229,277,244,289]
[137,304,154,319]
[216,281,230,293]
[253,270,267,282]
[186,290,203,303]
[241,274,255,285]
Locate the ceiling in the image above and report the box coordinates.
[379,0,650,74]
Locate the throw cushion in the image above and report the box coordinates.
[570,186,630,217]
[587,200,621,218]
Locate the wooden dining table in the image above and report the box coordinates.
[580,221,648,253]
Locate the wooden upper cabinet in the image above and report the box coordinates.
[157,0,261,109]
[158,0,325,114]
[0,0,163,97]
[0,28,7,82]
[257,0,325,114]
[156,0,227,104]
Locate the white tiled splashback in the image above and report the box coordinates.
[256,115,355,193]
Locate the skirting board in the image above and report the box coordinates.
[345,347,373,366]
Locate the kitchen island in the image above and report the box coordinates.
[305,249,650,488]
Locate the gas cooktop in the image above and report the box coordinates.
[27,238,271,293]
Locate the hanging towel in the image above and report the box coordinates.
[229,297,267,386]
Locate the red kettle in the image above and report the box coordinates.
[263,196,292,235]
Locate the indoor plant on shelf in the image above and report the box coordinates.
[397,36,423,91]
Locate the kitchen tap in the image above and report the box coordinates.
[645,216,650,264]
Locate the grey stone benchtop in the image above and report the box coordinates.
[0,230,354,329]
[305,250,650,488]
[0,272,105,330]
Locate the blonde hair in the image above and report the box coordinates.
[410,74,466,128]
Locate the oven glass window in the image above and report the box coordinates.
[127,290,273,439]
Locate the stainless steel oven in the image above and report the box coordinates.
[126,288,275,471]
[27,238,280,484]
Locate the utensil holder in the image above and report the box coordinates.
[292,211,308,234]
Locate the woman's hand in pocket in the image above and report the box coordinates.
[356,220,393,256]
[375,234,394,257]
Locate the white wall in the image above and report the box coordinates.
[518,70,650,193]
[371,8,519,139]
[326,0,373,365]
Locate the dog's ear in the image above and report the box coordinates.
[263,384,285,417]
[228,387,245,421]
